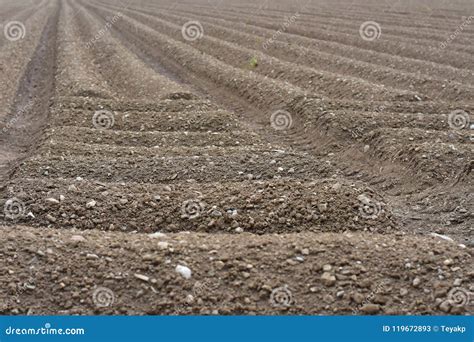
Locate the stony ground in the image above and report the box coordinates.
[0,0,472,315]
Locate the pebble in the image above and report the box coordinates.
[157,241,170,250]
[59,195,65,201]
[45,214,56,222]
[322,264,332,272]
[430,232,454,242]
[46,198,60,205]
[86,253,99,259]
[321,272,336,286]
[301,248,309,255]
[443,259,454,266]
[68,184,77,191]
[360,304,380,314]
[215,261,225,269]
[149,232,166,239]
[186,294,194,304]
[412,277,421,287]
[352,293,365,304]
[235,227,244,233]
[134,274,150,282]
[439,300,451,313]
[400,288,408,296]
[86,200,96,208]
[332,183,342,190]
[363,145,370,153]
[176,265,192,279]
[318,203,328,212]
[70,235,85,242]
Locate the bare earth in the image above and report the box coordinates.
[0,0,472,315]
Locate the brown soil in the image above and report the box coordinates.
[0,0,472,315]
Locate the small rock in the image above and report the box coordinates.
[332,183,342,190]
[186,294,194,304]
[321,272,336,286]
[134,274,150,282]
[439,300,451,313]
[363,145,370,152]
[45,214,56,223]
[149,232,166,239]
[301,248,309,255]
[318,203,328,212]
[412,277,421,287]
[86,200,96,208]
[360,304,380,314]
[322,264,332,272]
[86,253,99,259]
[400,288,408,296]
[215,261,225,269]
[157,241,169,250]
[46,198,60,205]
[70,235,85,242]
[352,293,365,304]
[235,227,244,233]
[443,259,454,266]
[59,195,65,202]
[176,265,192,279]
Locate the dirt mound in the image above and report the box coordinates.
[0,226,471,315]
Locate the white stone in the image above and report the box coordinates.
[176,265,192,279]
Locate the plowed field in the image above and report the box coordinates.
[0,0,472,315]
